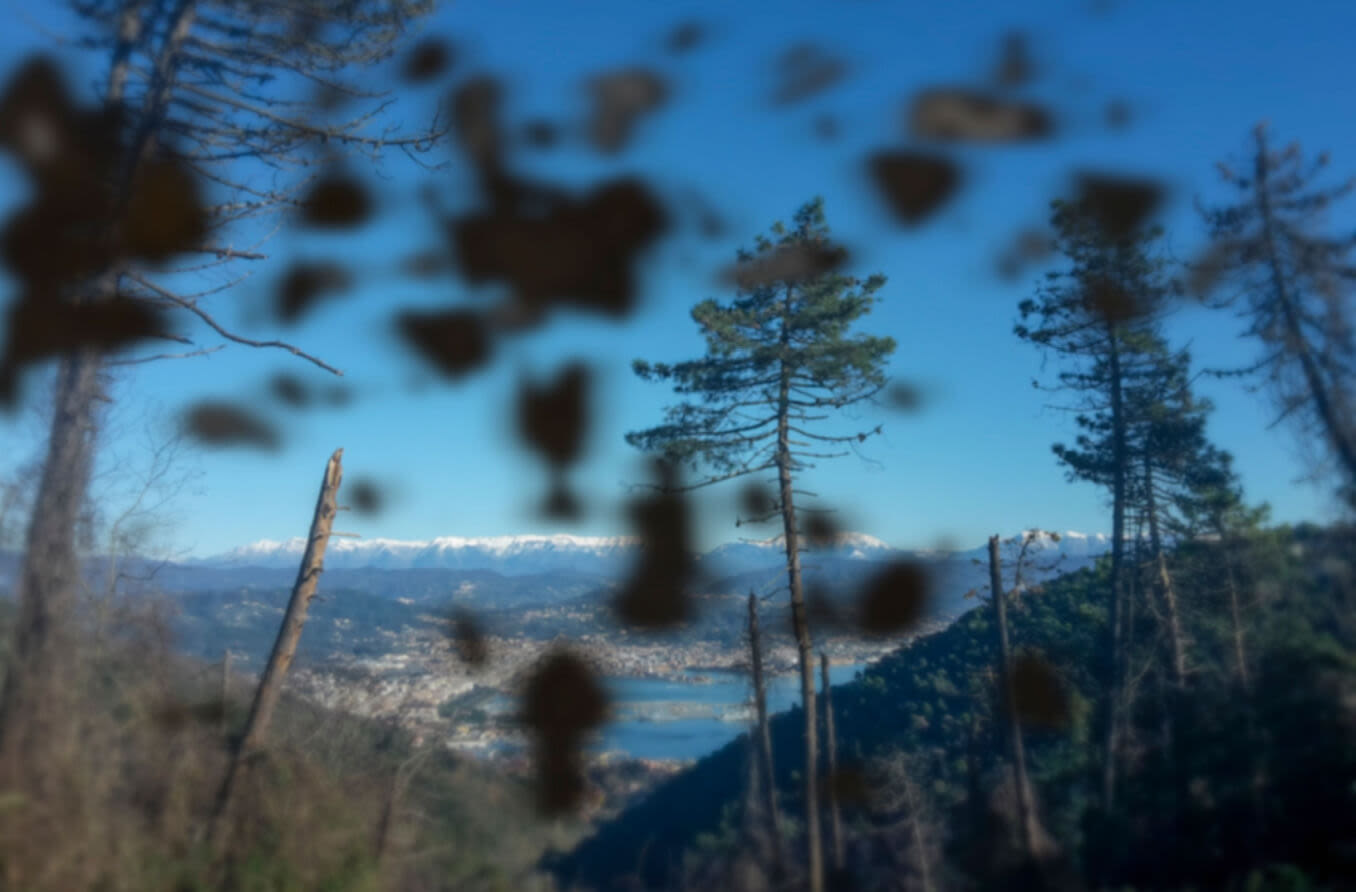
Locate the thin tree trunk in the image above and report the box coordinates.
[778,285,821,892]
[1102,329,1128,813]
[1221,539,1251,692]
[747,591,785,875]
[989,536,1040,863]
[208,448,344,849]
[900,767,937,892]
[819,651,844,872]
[1143,452,1188,689]
[220,648,232,736]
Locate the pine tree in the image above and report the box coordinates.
[1015,196,1171,812]
[627,196,896,892]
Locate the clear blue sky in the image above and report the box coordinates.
[1,0,1354,557]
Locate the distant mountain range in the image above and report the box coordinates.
[192,530,1105,578]
[0,531,1110,669]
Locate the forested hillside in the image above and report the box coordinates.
[550,523,1356,891]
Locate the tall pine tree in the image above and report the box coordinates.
[627,197,896,892]
[1015,196,1172,813]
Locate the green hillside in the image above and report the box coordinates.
[548,524,1356,891]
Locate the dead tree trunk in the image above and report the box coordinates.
[747,591,785,875]
[208,448,344,849]
[820,651,844,872]
[989,536,1039,863]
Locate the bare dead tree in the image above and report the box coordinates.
[208,446,343,851]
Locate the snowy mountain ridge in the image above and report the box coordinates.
[193,530,1107,577]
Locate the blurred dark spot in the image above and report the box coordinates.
[813,114,840,142]
[1072,172,1165,240]
[994,32,1035,88]
[665,21,706,54]
[805,511,841,548]
[2,198,112,287]
[857,560,930,636]
[996,227,1053,280]
[450,177,669,319]
[544,481,583,520]
[0,56,76,170]
[824,765,871,808]
[450,76,503,169]
[909,89,1053,143]
[449,606,488,667]
[269,372,310,408]
[739,482,775,521]
[1105,100,1131,129]
[615,460,697,629]
[402,38,454,83]
[1009,652,1069,727]
[517,362,590,516]
[1082,275,1145,323]
[299,174,373,228]
[1184,241,1232,299]
[586,68,668,155]
[0,298,171,406]
[323,383,354,407]
[886,381,924,411]
[771,43,848,106]
[182,401,280,450]
[521,119,559,149]
[867,151,962,225]
[722,240,848,290]
[121,159,206,262]
[399,250,450,279]
[276,261,353,324]
[520,648,609,815]
[396,309,493,380]
[348,477,384,515]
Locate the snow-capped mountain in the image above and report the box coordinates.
[697,532,897,578]
[193,534,644,577]
[191,529,1110,579]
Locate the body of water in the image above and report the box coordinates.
[588,664,867,761]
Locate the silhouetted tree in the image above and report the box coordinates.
[627,196,896,892]
[1015,196,1171,812]
[1198,124,1356,504]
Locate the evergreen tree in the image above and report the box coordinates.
[627,196,896,892]
[1015,196,1171,813]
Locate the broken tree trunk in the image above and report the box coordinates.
[208,448,344,849]
[747,591,785,876]
[820,651,844,872]
[989,535,1040,864]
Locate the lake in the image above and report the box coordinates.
[586,664,867,761]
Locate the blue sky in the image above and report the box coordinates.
[1,0,1354,557]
